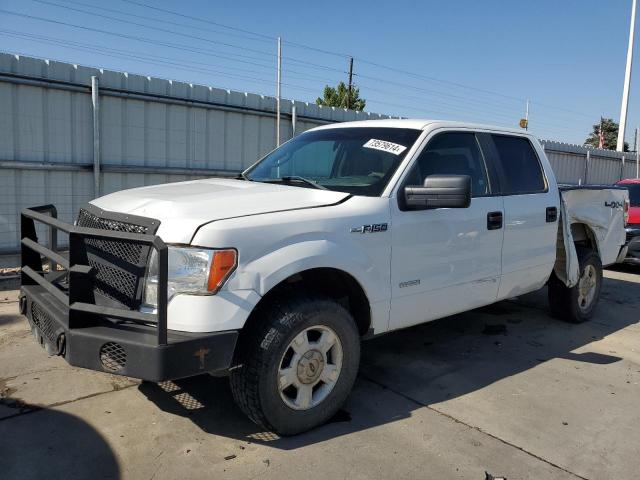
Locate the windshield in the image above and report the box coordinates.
[625,184,640,206]
[245,127,422,196]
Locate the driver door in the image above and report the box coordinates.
[389,131,504,330]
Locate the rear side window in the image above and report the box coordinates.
[491,135,546,194]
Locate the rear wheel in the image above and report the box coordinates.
[230,292,360,435]
[548,248,603,323]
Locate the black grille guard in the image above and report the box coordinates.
[20,205,170,345]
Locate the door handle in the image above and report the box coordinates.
[487,211,503,230]
[546,206,558,223]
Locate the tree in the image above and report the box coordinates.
[584,118,629,151]
[316,81,366,111]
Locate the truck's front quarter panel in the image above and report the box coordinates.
[189,195,393,334]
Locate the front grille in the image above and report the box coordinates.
[77,208,149,264]
[76,207,157,309]
[31,302,57,343]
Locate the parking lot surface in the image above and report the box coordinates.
[1,267,639,479]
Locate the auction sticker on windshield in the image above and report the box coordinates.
[363,138,407,155]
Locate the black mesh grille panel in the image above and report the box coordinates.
[31,302,57,343]
[76,207,157,309]
[89,259,138,307]
[77,208,148,265]
[99,342,127,371]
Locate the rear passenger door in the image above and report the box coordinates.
[479,134,559,299]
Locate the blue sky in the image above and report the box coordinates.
[0,0,637,145]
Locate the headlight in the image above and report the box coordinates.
[142,247,237,308]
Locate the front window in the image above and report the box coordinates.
[245,127,422,196]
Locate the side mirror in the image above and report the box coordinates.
[403,175,471,210]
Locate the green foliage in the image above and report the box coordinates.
[584,118,629,151]
[316,81,366,111]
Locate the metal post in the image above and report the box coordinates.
[637,127,640,178]
[525,99,529,130]
[585,150,590,184]
[291,103,297,138]
[618,0,637,151]
[347,57,353,110]
[276,37,282,147]
[621,155,626,181]
[91,76,101,197]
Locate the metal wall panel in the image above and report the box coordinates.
[0,53,391,254]
[623,158,639,179]
[588,155,622,184]
[545,150,587,184]
[3,53,639,259]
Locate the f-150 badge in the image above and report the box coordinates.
[350,223,388,234]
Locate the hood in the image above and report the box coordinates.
[629,206,640,225]
[90,178,350,243]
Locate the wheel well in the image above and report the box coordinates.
[245,268,372,337]
[570,223,599,254]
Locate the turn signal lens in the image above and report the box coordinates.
[208,249,237,292]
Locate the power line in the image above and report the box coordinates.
[61,0,274,45]
[3,3,597,134]
[0,28,345,86]
[26,0,596,123]
[114,0,595,120]
[25,2,350,75]
[120,0,274,41]
[0,9,347,79]
[32,0,279,58]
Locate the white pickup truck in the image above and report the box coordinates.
[20,119,629,435]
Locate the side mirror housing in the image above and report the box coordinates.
[403,175,471,210]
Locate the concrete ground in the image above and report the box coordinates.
[1,267,639,480]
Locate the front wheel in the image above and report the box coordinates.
[548,248,603,323]
[230,292,360,435]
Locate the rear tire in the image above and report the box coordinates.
[548,248,603,323]
[230,291,360,435]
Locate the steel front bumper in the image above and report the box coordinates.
[19,205,238,382]
[21,285,238,381]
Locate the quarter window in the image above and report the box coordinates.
[491,135,546,194]
[405,132,490,197]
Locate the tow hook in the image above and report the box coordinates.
[56,333,66,356]
[19,295,27,315]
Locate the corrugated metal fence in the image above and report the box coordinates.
[1,53,638,260]
[542,140,639,185]
[0,53,392,256]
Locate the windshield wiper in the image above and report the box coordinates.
[270,176,328,190]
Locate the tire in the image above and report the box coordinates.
[230,291,360,435]
[548,248,603,323]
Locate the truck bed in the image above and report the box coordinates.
[556,185,628,286]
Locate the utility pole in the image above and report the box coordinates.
[276,36,282,147]
[618,0,637,151]
[347,56,353,110]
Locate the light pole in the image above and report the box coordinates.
[617,0,637,151]
[276,36,282,147]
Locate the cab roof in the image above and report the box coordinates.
[311,118,531,136]
[617,178,640,185]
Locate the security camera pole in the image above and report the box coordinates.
[617,0,637,151]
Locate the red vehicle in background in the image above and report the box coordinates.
[617,179,640,264]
